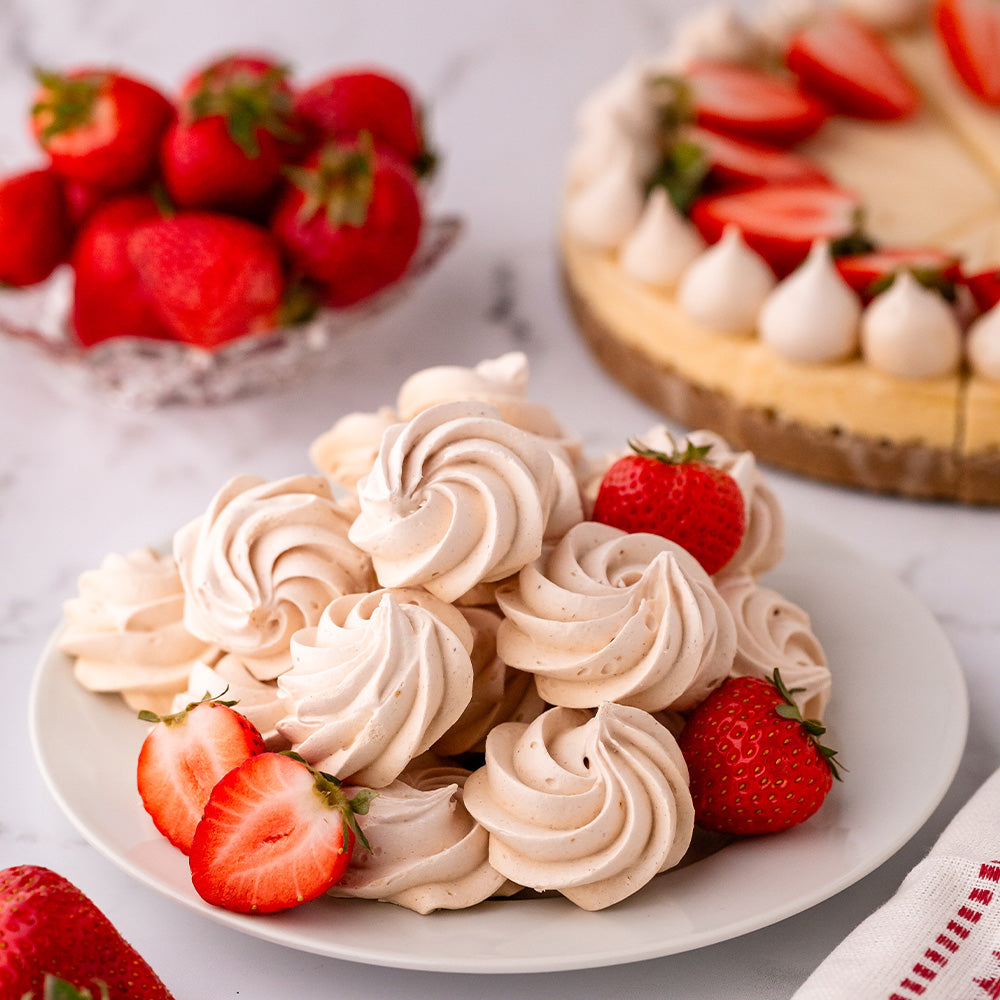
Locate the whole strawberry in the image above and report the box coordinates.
[294,67,435,177]
[127,210,286,348]
[678,669,841,834]
[0,167,72,286]
[31,69,174,192]
[0,865,174,999]
[591,438,746,575]
[161,53,304,215]
[271,135,422,307]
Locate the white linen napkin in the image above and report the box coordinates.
[793,766,1000,1000]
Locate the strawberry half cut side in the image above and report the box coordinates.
[685,60,829,147]
[690,180,865,276]
[934,0,1000,107]
[786,10,921,119]
[189,751,374,914]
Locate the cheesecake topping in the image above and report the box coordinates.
[620,187,706,288]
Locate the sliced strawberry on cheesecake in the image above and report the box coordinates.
[684,125,829,190]
[835,248,962,302]
[966,267,1000,312]
[934,0,1000,106]
[786,10,921,119]
[690,180,864,276]
[684,60,829,147]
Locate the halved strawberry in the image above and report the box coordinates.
[684,60,829,147]
[835,248,962,302]
[786,10,920,119]
[966,267,1000,312]
[136,696,266,854]
[685,125,829,189]
[189,752,373,914]
[690,181,864,276]
[934,0,1000,106]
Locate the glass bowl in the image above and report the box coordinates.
[0,215,462,409]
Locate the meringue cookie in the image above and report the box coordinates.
[349,400,583,603]
[309,406,398,491]
[59,547,214,714]
[333,762,506,913]
[496,521,735,712]
[860,272,962,378]
[174,474,374,680]
[278,588,474,787]
[659,4,765,70]
[463,703,694,910]
[678,226,777,336]
[620,187,706,289]
[759,241,861,364]
[967,303,1000,381]
[716,573,831,720]
[564,147,647,250]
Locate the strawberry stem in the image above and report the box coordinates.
[771,668,844,781]
[628,435,713,466]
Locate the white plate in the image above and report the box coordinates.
[29,519,968,974]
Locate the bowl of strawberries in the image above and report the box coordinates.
[0,54,460,407]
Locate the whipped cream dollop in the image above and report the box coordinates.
[620,187,707,289]
[174,474,374,681]
[59,548,214,714]
[278,588,474,788]
[716,573,831,720]
[496,521,735,712]
[349,400,583,603]
[173,654,292,748]
[759,241,861,364]
[678,226,777,336]
[463,703,694,910]
[310,407,398,491]
[333,761,507,913]
[564,146,647,249]
[575,59,658,144]
[860,272,962,378]
[967,304,1000,381]
[659,4,765,69]
[435,605,548,756]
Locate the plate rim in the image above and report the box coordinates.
[28,518,969,974]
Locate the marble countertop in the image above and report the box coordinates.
[2,0,999,996]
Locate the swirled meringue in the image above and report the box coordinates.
[496,521,735,712]
[333,762,506,912]
[59,548,214,714]
[278,588,474,787]
[620,187,707,289]
[716,573,831,720]
[678,226,777,336]
[967,303,1000,381]
[463,703,694,910]
[759,241,861,364]
[860,272,962,378]
[435,605,548,756]
[309,407,398,491]
[173,654,292,748]
[564,146,647,250]
[349,401,583,603]
[174,474,374,681]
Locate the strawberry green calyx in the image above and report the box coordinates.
[628,436,714,467]
[770,668,844,781]
[286,133,376,228]
[24,975,111,1000]
[32,69,106,140]
[187,64,299,157]
[867,265,957,303]
[137,688,236,726]
[282,751,375,852]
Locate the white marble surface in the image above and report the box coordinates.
[2,0,999,996]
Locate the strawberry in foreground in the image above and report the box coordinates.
[786,9,920,120]
[162,53,304,215]
[678,669,842,835]
[127,210,286,348]
[31,69,174,192]
[189,751,374,914]
[271,134,422,307]
[137,694,266,854]
[0,167,72,286]
[690,180,865,276]
[592,438,746,575]
[934,0,1000,107]
[0,865,174,999]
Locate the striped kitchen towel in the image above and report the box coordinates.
[793,766,1000,1000]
